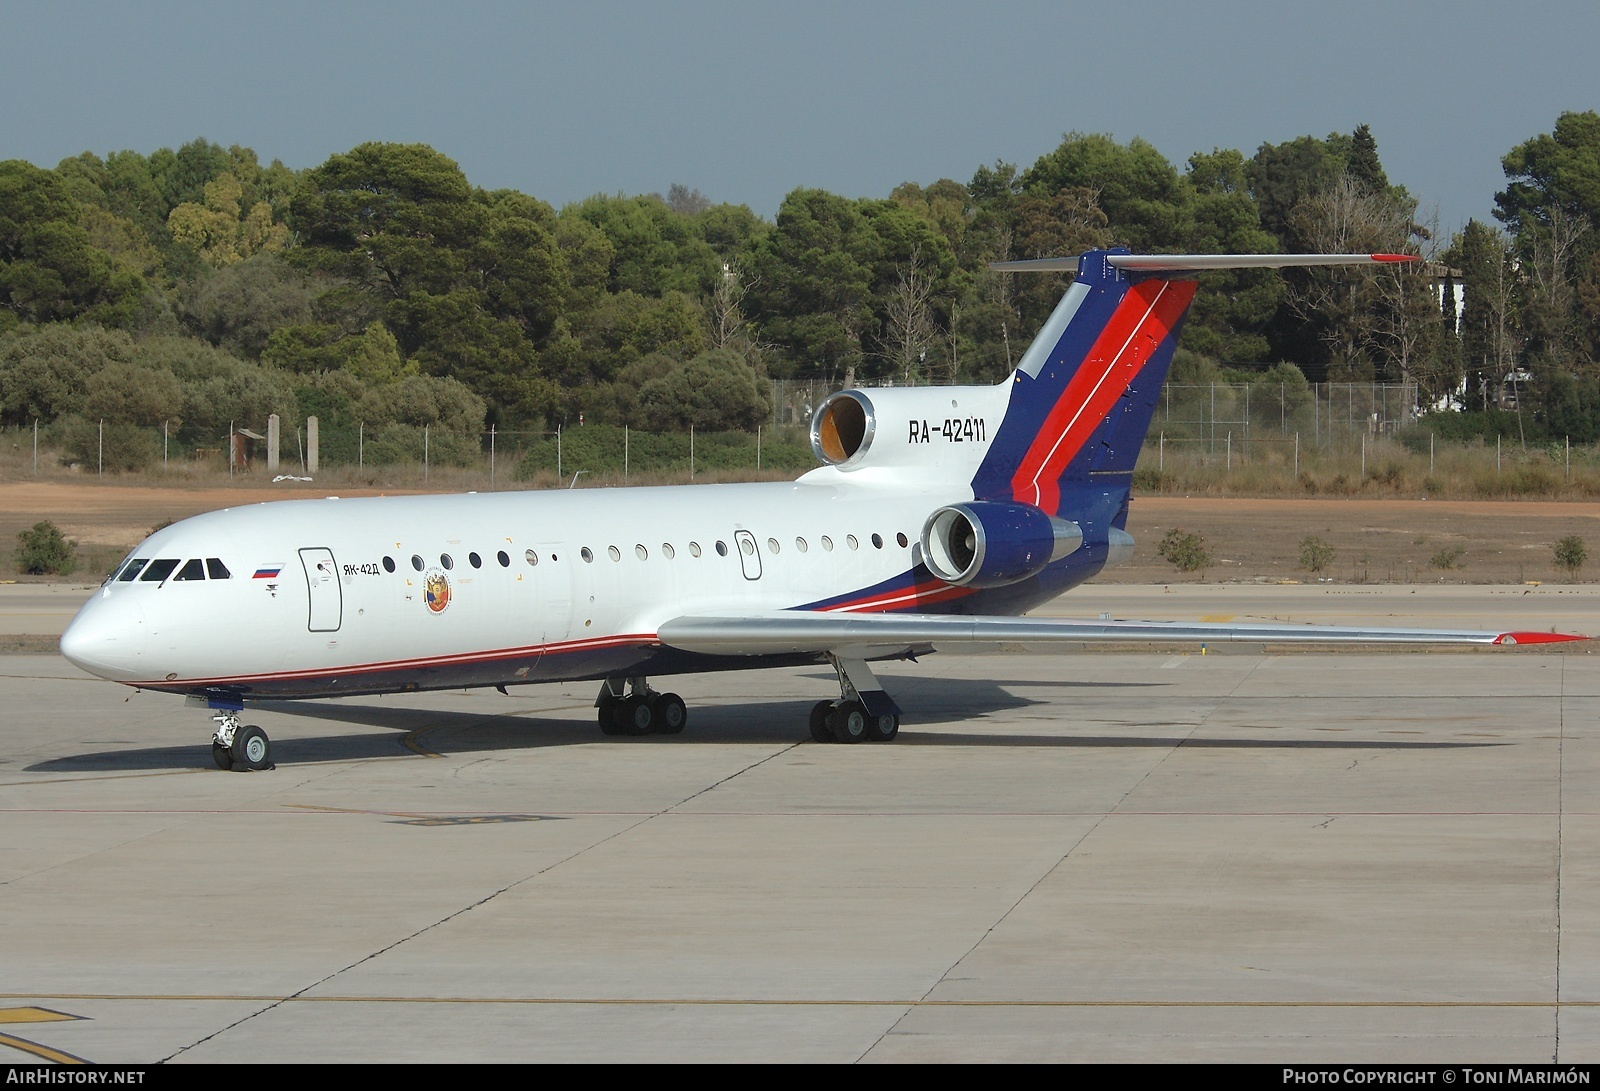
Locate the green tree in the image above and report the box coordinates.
[0,160,145,331]
[14,521,75,576]
[637,348,773,431]
[0,325,135,424]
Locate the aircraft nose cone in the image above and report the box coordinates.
[60,596,142,680]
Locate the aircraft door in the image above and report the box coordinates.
[531,542,574,649]
[734,530,762,580]
[298,548,343,632]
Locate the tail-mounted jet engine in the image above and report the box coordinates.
[921,501,1083,588]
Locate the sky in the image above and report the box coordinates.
[3,1,1596,241]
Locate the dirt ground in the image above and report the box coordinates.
[3,479,1599,586]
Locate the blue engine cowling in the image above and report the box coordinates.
[921,501,1083,588]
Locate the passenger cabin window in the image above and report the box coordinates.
[440,554,454,570]
[382,557,395,573]
[689,542,702,557]
[118,559,150,582]
[635,544,648,560]
[581,547,594,563]
[411,555,424,572]
[871,533,884,549]
[173,559,206,581]
[141,558,181,583]
[796,538,808,553]
[846,535,859,551]
[897,533,908,548]
[662,543,675,559]
[821,537,833,552]
[525,549,538,566]
[469,552,482,569]
[498,551,511,567]
[767,538,780,554]
[607,545,621,562]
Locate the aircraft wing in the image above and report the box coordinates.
[656,612,1585,657]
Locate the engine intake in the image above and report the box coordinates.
[922,502,1083,588]
[810,391,875,468]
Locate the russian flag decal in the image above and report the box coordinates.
[253,564,284,579]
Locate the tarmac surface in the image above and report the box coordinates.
[1,583,1598,1062]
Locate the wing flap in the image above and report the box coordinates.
[656,612,1585,657]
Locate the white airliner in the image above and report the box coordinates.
[59,250,1583,771]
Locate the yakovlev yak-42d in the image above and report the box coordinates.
[59,250,1586,770]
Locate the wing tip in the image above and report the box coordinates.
[1494,631,1590,645]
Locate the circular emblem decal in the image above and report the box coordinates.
[424,569,451,614]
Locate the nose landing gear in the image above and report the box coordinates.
[210,707,273,771]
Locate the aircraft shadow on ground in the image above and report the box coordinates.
[24,676,1496,772]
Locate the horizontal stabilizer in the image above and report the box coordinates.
[658,612,1586,657]
[992,253,1417,274]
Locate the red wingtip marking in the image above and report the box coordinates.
[1370,253,1419,263]
[1495,631,1590,645]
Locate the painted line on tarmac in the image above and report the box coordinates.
[0,1007,88,1065]
[0,992,1594,1010]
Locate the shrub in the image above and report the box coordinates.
[1555,535,1587,575]
[1157,528,1210,574]
[1429,544,1465,570]
[1299,535,1335,574]
[1132,466,1175,493]
[14,521,75,575]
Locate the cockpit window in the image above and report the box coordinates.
[207,558,231,579]
[118,559,150,582]
[173,559,206,581]
[140,558,181,583]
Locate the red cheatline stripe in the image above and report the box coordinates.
[1371,253,1417,263]
[127,632,659,689]
[1010,278,1195,511]
[820,580,974,613]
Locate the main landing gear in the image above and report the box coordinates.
[809,654,900,744]
[210,707,273,771]
[596,677,687,737]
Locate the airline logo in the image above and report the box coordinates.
[425,570,451,614]
[253,564,283,579]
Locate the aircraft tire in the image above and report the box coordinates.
[808,701,835,743]
[232,725,272,771]
[866,713,899,743]
[622,695,654,736]
[652,693,687,735]
[828,701,867,744]
[211,742,234,770]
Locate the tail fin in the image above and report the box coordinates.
[971,249,1415,519]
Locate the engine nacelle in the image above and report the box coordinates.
[921,501,1083,588]
[810,386,1007,473]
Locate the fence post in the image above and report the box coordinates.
[164,420,169,470]
[1159,431,1164,472]
[1566,435,1570,482]
[359,421,364,472]
[490,425,496,487]
[424,423,429,482]
[33,419,38,478]
[1209,383,1215,456]
[1294,431,1299,479]
[229,420,234,480]
[1430,433,1435,478]
[690,425,696,480]
[1498,434,1501,475]
[1227,431,1231,471]
[757,425,762,470]
[624,425,629,482]
[557,425,562,480]
[98,419,103,480]
[1361,432,1366,479]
